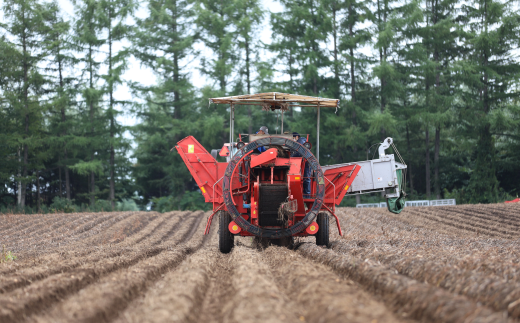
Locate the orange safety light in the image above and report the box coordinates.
[228,221,242,234]
[305,222,319,235]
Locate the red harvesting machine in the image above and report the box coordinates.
[175,93,407,253]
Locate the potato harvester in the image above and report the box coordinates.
[175,93,407,253]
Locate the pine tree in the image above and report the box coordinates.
[459,0,520,203]
[42,0,77,201]
[132,0,201,206]
[0,38,24,207]
[72,0,105,207]
[269,2,304,93]
[235,0,264,134]
[1,0,49,208]
[99,0,136,209]
[195,0,238,95]
[337,0,373,153]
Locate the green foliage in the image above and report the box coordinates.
[49,196,77,213]
[1,0,520,212]
[116,199,139,211]
[1,246,17,263]
[153,191,211,212]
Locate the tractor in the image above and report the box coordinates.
[175,93,407,253]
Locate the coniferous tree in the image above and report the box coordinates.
[459,0,520,203]
[195,0,238,95]
[1,0,49,208]
[132,0,201,206]
[99,0,136,209]
[338,0,373,152]
[72,0,105,207]
[422,0,459,199]
[235,0,264,134]
[42,0,77,200]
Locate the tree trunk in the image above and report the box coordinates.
[21,7,28,208]
[59,165,62,196]
[332,3,339,99]
[425,128,431,199]
[406,124,414,196]
[246,35,252,134]
[89,40,95,207]
[17,148,22,206]
[434,126,440,199]
[349,3,356,126]
[378,0,387,140]
[58,46,70,200]
[65,150,70,200]
[37,170,40,212]
[109,15,115,210]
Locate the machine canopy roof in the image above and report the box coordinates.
[209,92,339,109]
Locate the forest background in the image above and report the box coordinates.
[1,0,519,213]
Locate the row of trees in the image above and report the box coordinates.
[1,0,519,212]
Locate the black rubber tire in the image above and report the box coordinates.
[219,211,234,253]
[316,212,329,247]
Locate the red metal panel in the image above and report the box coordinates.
[322,164,362,205]
[175,136,227,203]
[250,148,278,167]
[287,157,305,216]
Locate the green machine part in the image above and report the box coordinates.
[387,169,405,214]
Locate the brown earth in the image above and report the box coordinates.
[1,202,519,323]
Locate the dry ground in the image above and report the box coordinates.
[1,203,519,323]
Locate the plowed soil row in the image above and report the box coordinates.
[1,203,519,323]
[0,212,204,323]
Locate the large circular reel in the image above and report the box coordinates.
[222,136,325,238]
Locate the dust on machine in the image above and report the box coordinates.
[175,93,407,253]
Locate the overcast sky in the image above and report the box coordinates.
[50,0,284,129]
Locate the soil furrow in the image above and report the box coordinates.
[0,213,68,237]
[395,210,515,238]
[0,213,193,323]
[298,243,510,323]
[0,213,171,293]
[113,217,217,323]
[26,212,208,323]
[262,245,411,323]
[407,207,520,234]
[331,240,520,319]
[222,245,301,323]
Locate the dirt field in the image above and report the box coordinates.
[1,203,520,323]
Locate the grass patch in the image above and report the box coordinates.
[1,245,17,262]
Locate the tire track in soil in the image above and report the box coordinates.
[0,212,202,323]
[262,246,413,323]
[298,243,511,323]
[24,212,208,323]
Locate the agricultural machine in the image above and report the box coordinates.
[175,93,407,253]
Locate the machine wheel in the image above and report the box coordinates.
[219,211,234,253]
[316,212,329,247]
